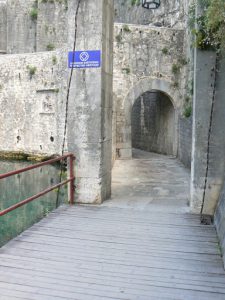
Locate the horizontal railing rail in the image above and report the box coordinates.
[0,153,75,217]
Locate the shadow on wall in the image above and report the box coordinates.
[131,90,175,156]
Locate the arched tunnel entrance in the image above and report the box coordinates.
[131,90,176,156]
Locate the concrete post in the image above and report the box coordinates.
[191,50,225,219]
[191,3,225,219]
[67,0,113,204]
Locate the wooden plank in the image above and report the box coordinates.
[4,239,222,263]
[14,231,220,255]
[1,246,223,275]
[0,154,225,300]
[1,254,225,287]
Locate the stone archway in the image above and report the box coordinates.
[116,78,180,159]
[131,90,176,156]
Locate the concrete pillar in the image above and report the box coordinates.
[191,50,225,218]
[67,0,113,204]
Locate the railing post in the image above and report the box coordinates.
[69,155,75,205]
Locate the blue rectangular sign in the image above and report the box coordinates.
[68,50,101,69]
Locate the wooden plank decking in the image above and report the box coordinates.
[0,150,225,299]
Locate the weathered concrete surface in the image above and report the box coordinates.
[113,23,186,159]
[114,0,188,29]
[131,91,176,156]
[36,0,68,52]
[6,0,37,54]
[0,50,67,156]
[104,149,190,213]
[1,149,225,299]
[5,0,68,54]
[191,50,225,215]
[67,0,113,204]
[0,0,7,54]
[215,181,225,268]
[178,116,192,169]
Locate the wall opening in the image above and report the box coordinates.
[131,90,176,156]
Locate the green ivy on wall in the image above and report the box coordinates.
[192,0,225,51]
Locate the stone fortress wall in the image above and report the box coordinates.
[0,0,114,205]
[112,1,193,165]
[0,0,68,157]
[114,0,189,29]
[0,0,193,164]
[0,0,193,201]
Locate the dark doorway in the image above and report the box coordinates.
[131,90,176,156]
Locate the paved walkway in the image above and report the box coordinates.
[0,150,225,299]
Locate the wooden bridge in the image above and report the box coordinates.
[0,150,225,300]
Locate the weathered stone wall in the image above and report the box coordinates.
[113,23,187,159]
[0,50,67,156]
[131,91,176,155]
[0,0,114,205]
[36,0,68,52]
[0,0,7,54]
[178,116,192,169]
[5,0,68,54]
[114,0,188,29]
[6,0,37,54]
[215,182,225,267]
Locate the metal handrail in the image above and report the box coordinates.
[0,153,75,217]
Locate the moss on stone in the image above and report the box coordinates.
[0,151,55,162]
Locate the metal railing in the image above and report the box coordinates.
[0,153,75,217]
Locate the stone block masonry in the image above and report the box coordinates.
[114,0,187,29]
[131,91,176,156]
[0,50,67,156]
[5,0,68,54]
[0,0,114,205]
[113,23,187,159]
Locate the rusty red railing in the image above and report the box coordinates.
[0,153,75,217]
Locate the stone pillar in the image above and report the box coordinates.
[67,0,113,204]
[191,50,225,217]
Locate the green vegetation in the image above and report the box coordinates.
[30,8,38,21]
[172,64,181,75]
[123,25,131,33]
[122,67,131,75]
[27,65,37,77]
[183,105,192,118]
[178,57,188,66]
[46,43,55,51]
[52,55,57,65]
[131,0,141,5]
[192,0,225,51]
[162,47,169,55]
[116,34,122,43]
